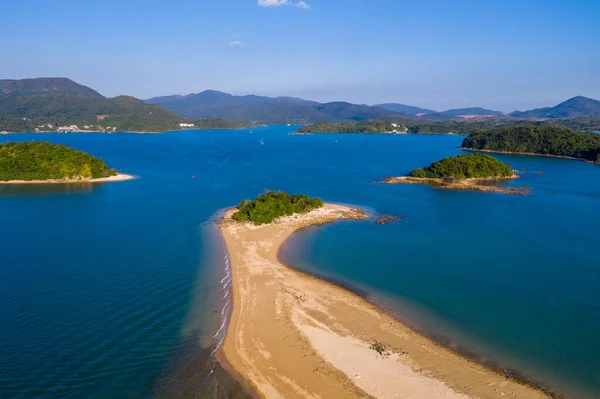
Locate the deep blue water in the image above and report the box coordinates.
[0,127,599,398]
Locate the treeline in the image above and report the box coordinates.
[296,121,404,134]
[0,141,116,181]
[232,191,324,225]
[462,126,600,163]
[410,153,513,179]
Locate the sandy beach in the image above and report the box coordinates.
[217,204,550,399]
[0,173,135,184]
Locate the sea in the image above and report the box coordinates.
[0,126,598,399]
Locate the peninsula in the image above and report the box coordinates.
[217,192,549,398]
[0,141,133,183]
[462,125,600,164]
[385,153,528,195]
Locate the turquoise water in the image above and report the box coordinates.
[0,127,599,398]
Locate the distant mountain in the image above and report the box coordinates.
[510,96,600,119]
[441,107,504,117]
[375,103,437,115]
[146,90,411,123]
[0,78,103,99]
[0,78,205,132]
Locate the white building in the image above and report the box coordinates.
[179,123,195,128]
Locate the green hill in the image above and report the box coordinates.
[232,191,324,225]
[510,96,600,118]
[462,125,600,163]
[410,153,513,179]
[0,141,117,181]
[0,78,253,133]
[0,77,103,98]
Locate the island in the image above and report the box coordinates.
[462,125,600,164]
[0,141,133,183]
[232,190,325,224]
[216,192,549,398]
[385,153,528,194]
[295,121,407,134]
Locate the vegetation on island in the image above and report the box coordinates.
[410,153,513,179]
[462,125,600,163]
[0,141,116,181]
[296,121,406,134]
[232,191,324,225]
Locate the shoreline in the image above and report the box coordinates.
[0,173,136,185]
[461,147,595,163]
[216,204,551,398]
[384,174,530,195]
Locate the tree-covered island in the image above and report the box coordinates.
[231,191,324,225]
[0,141,121,182]
[386,153,528,195]
[295,121,407,134]
[462,125,600,164]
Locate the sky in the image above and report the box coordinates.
[2,0,600,111]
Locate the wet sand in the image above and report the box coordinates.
[0,173,135,184]
[217,204,550,398]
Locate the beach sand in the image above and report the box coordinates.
[217,204,550,399]
[0,173,135,184]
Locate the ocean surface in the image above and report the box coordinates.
[0,127,598,399]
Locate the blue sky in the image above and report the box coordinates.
[2,0,599,111]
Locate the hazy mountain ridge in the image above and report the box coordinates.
[510,96,600,118]
[147,90,415,123]
[440,107,504,116]
[375,103,437,115]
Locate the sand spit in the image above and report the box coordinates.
[384,175,530,195]
[0,173,135,185]
[217,204,549,398]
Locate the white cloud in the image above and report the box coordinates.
[257,0,310,9]
[230,40,245,47]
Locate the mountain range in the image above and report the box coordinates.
[146,91,411,123]
[1,78,599,133]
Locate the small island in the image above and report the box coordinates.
[231,190,326,225]
[385,153,528,195]
[0,141,132,183]
[462,125,600,164]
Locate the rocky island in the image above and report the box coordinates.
[385,153,529,194]
[0,141,133,183]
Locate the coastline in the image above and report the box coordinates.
[0,173,135,185]
[216,204,550,398]
[384,174,530,195]
[461,147,592,163]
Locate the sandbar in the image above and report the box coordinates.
[217,203,549,398]
[0,173,135,184]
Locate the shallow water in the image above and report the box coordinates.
[0,128,598,398]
